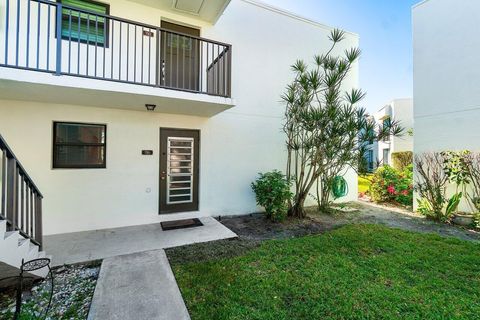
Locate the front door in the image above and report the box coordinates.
[159,128,199,214]
[160,21,200,91]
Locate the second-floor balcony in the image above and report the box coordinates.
[0,0,233,115]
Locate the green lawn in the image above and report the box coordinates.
[358,174,372,193]
[172,224,480,320]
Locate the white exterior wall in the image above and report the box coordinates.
[413,0,480,153]
[413,0,480,212]
[391,99,413,154]
[0,0,359,235]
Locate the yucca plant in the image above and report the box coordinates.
[282,29,403,218]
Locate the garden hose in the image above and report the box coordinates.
[332,176,348,198]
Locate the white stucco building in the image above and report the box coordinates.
[0,0,359,252]
[413,0,480,153]
[364,98,413,171]
[413,0,480,212]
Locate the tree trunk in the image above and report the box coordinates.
[289,193,308,218]
[319,177,332,212]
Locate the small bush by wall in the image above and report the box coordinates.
[251,170,292,222]
[392,151,413,171]
[370,165,413,206]
[414,151,480,226]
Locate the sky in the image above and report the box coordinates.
[262,0,418,113]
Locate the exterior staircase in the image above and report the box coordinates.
[0,134,50,286]
[0,220,50,280]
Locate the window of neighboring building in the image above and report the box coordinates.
[367,150,374,171]
[53,122,106,169]
[60,0,109,47]
[382,117,391,142]
[383,148,390,166]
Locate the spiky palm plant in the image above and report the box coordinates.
[282,29,403,218]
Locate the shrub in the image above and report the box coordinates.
[370,165,413,206]
[251,170,292,222]
[463,152,480,213]
[475,213,480,229]
[392,151,413,171]
[414,152,449,221]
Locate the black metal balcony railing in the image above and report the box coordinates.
[0,134,43,249]
[0,0,232,97]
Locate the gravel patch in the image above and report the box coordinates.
[0,262,100,320]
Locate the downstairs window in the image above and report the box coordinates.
[53,122,106,169]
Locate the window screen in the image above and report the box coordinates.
[61,0,109,46]
[53,122,106,168]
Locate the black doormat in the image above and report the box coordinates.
[161,218,203,231]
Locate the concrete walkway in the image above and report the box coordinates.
[88,249,190,320]
[45,216,237,266]
[312,201,480,242]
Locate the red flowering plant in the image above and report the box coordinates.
[370,164,413,206]
[387,185,396,195]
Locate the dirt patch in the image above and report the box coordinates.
[220,213,331,241]
[167,214,333,266]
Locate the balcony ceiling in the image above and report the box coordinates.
[130,0,231,24]
[0,69,235,117]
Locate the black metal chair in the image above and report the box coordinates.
[0,257,53,320]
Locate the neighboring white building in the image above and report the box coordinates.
[364,98,413,171]
[413,0,480,153]
[413,0,480,212]
[0,0,359,245]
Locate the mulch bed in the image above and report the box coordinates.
[166,213,332,266]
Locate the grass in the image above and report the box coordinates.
[172,224,480,320]
[358,174,372,193]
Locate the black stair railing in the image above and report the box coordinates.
[0,134,43,249]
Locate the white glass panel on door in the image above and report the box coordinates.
[167,137,194,204]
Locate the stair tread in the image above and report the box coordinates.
[4,230,19,240]
[18,238,30,247]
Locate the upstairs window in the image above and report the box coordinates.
[53,122,106,169]
[60,0,109,47]
[382,117,391,142]
[382,117,391,128]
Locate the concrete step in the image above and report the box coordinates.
[0,231,22,265]
[1,231,18,247]
[15,239,31,265]
[0,220,6,234]
[0,229,50,283]
[4,230,18,241]
[25,243,40,262]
